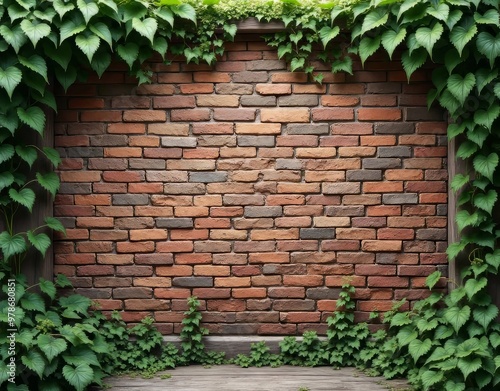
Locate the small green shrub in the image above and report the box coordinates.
[0,266,109,391]
[233,341,282,368]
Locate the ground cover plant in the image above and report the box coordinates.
[0,0,499,389]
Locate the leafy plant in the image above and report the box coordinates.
[232,341,283,368]
[178,296,226,365]
[0,266,108,391]
[98,311,177,378]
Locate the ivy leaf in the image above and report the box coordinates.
[77,0,98,24]
[450,20,477,56]
[474,9,500,25]
[0,231,26,259]
[466,126,489,148]
[59,295,92,314]
[59,16,86,43]
[490,332,500,349]
[0,110,19,134]
[456,210,479,231]
[331,56,353,75]
[0,24,27,53]
[53,0,75,18]
[290,57,305,72]
[45,216,67,235]
[15,145,37,168]
[421,370,444,389]
[9,188,36,211]
[361,8,388,35]
[427,2,449,21]
[117,42,139,69]
[277,43,292,59]
[39,278,57,299]
[43,147,62,167]
[446,9,463,31]
[0,144,14,164]
[0,65,22,99]
[319,25,340,48]
[36,172,60,196]
[27,231,51,257]
[447,241,466,260]
[8,3,30,21]
[445,48,463,75]
[56,273,73,288]
[89,22,113,48]
[447,122,466,139]
[171,4,196,24]
[447,73,475,105]
[62,364,94,391]
[37,335,67,362]
[20,20,51,48]
[473,153,498,182]
[154,7,174,27]
[22,350,46,378]
[20,292,45,311]
[359,36,381,67]
[55,67,78,92]
[425,270,442,290]
[75,33,100,63]
[476,31,500,68]
[18,54,48,83]
[397,326,418,346]
[0,171,15,190]
[474,190,497,215]
[132,17,157,45]
[474,103,500,131]
[289,31,303,45]
[473,304,499,329]
[464,277,488,299]
[17,106,45,135]
[63,346,100,367]
[415,22,443,59]
[457,356,482,379]
[90,51,111,78]
[475,68,498,94]
[401,48,427,80]
[381,27,406,60]
[456,140,478,159]
[153,37,168,59]
[485,250,500,270]
[444,305,471,333]
[451,174,469,191]
[409,338,432,362]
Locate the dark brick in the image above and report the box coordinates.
[245,206,282,218]
[276,159,303,170]
[406,108,445,121]
[90,135,128,146]
[366,83,401,94]
[346,170,382,181]
[375,123,414,134]
[378,146,412,158]
[156,218,194,228]
[416,228,447,240]
[173,277,213,287]
[238,136,275,147]
[247,60,286,70]
[113,194,149,205]
[68,147,103,158]
[306,288,341,299]
[279,95,318,106]
[300,228,335,239]
[113,287,152,299]
[190,172,228,183]
[58,183,92,194]
[325,206,364,216]
[262,264,307,275]
[437,204,447,216]
[232,71,269,83]
[129,158,166,169]
[272,299,315,311]
[382,193,418,204]
[363,158,401,169]
[76,288,111,299]
[286,124,329,135]
[240,96,276,106]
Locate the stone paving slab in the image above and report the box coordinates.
[102,365,411,391]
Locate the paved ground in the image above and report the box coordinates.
[102,365,411,391]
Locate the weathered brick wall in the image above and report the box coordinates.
[54,35,449,335]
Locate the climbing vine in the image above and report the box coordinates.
[0,0,500,389]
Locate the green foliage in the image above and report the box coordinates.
[0,266,108,390]
[233,341,283,368]
[98,311,178,378]
[178,296,226,365]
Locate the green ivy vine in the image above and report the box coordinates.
[0,0,500,389]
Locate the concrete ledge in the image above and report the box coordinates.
[163,336,289,357]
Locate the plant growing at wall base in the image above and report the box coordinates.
[0,266,109,391]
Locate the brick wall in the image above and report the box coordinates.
[54,35,449,335]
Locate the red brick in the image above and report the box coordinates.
[358,108,402,121]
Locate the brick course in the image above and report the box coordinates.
[55,35,448,335]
